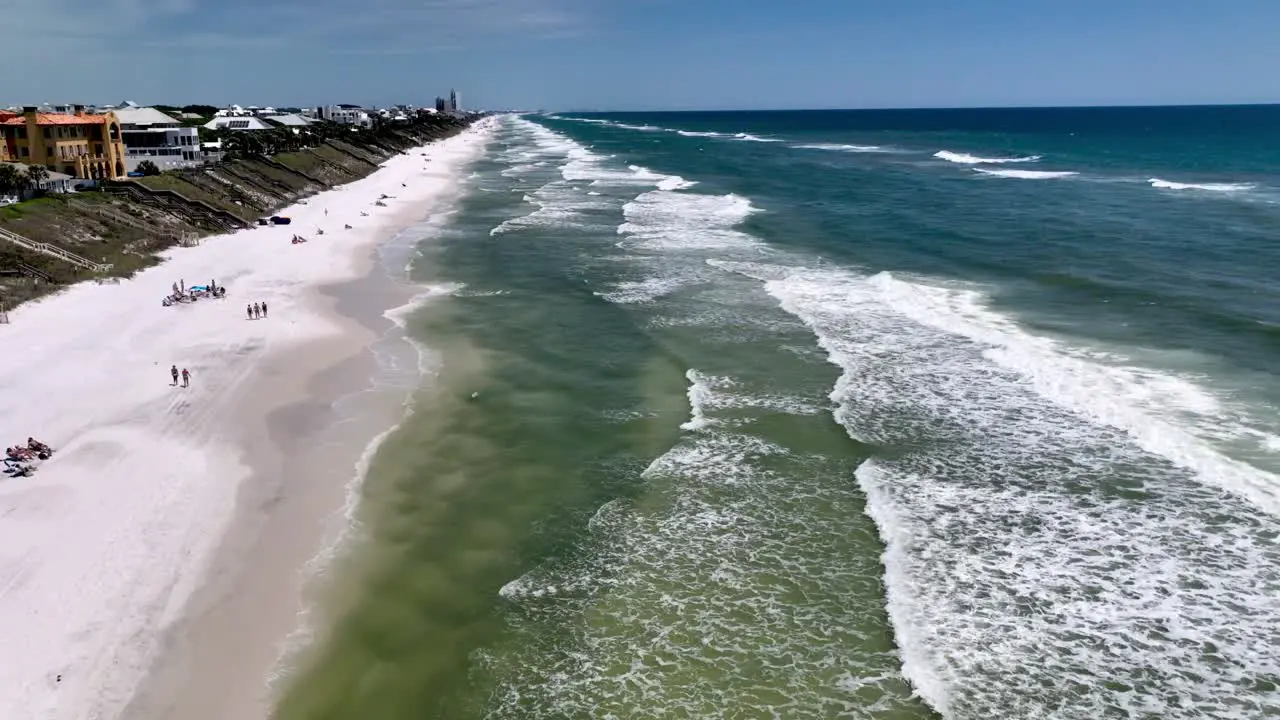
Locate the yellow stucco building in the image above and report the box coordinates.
[0,107,127,179]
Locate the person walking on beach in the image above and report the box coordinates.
[253,302,261,319]
[261,301,268,318]
[246,304,253,320]
[170,365,179,386]
[181,368,190,388]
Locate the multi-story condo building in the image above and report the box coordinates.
[0,106,127,179]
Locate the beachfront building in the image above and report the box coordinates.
[0,162,76,200]
[435,97,448,113]
[0,107,127,179]
[450,89,461,113]
[313,105,372,128]
[203,116,274,132]
[115,107,203,172]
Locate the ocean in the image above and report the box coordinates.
[272,107,1280,719]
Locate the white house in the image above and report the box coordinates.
[313,105,372,128]
[115,107,203,172]
[203,116,274,131]
[200,140,226,164]
[264,113,313,127]
[1,162,76,201]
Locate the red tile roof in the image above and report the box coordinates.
[1,113,110,126]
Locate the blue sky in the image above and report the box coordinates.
[5,0,1278,111]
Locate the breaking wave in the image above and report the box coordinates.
[935,150,1042,164]
[1148,178,1257,192]
[974,168,1079,180]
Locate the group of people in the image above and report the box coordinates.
[247,302,268,320]
[291,234,310,244]
[169,365,191,388]
[162,278,226,307]
[4,438,53,477]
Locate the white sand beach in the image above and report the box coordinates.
[0,119,493,720]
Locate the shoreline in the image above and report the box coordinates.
[0,119,494,720]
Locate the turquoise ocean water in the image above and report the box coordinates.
[275,108,1280,719]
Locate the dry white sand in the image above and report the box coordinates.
[0,118,495,720]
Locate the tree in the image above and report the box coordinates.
[222,131,266,159]
[181,105,219,118]
[0,164,24,196]
[25,164,49,190]
[136,160,162,176]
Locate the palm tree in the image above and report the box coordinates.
[25,164,49,192]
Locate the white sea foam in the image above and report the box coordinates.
[793,143,884,153]
[863,271,1280,515]
[678,369,822,428]
[750,263,1280,718]
[734,133,783,143]
[617,191,761,252]
[657,175,697,191]
[934,150,1041,164]
[680,369,722,430]
[592,276,685,304]
[676,130,729,138]
[613,123,665,132]
[973,168,1079,179]
[1149,178,1257,192]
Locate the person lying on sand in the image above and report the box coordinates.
[27,438,52,455]
[345,224,352,229]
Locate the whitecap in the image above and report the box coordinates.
[934,150,1041,164]
[1149,178,1256,192]
[973,168,1078,179]
[793,143,884,153]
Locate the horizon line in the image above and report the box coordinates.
[550,101,1280,114]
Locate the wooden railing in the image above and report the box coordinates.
[0,226,111,273]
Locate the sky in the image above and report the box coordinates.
[4,0,1278,111]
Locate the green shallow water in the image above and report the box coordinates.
[274,110,1280,719]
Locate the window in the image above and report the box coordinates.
[20,147,29,157]
[46,146,53,158]
[95,143,103,155]
[15,127,26,140]
[42,127,51,138]
[228,120,250,129]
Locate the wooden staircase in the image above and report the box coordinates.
[104,182,249,233]
[0,261,56,283]
[91,204,198,247]
[0,226,112,273]
[259,156,329,187]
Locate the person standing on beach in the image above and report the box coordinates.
[170,365,179,386]
[261,302,268,318]
[253,302,261,319]
[246,304,253,320]
[181,368,190,388]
